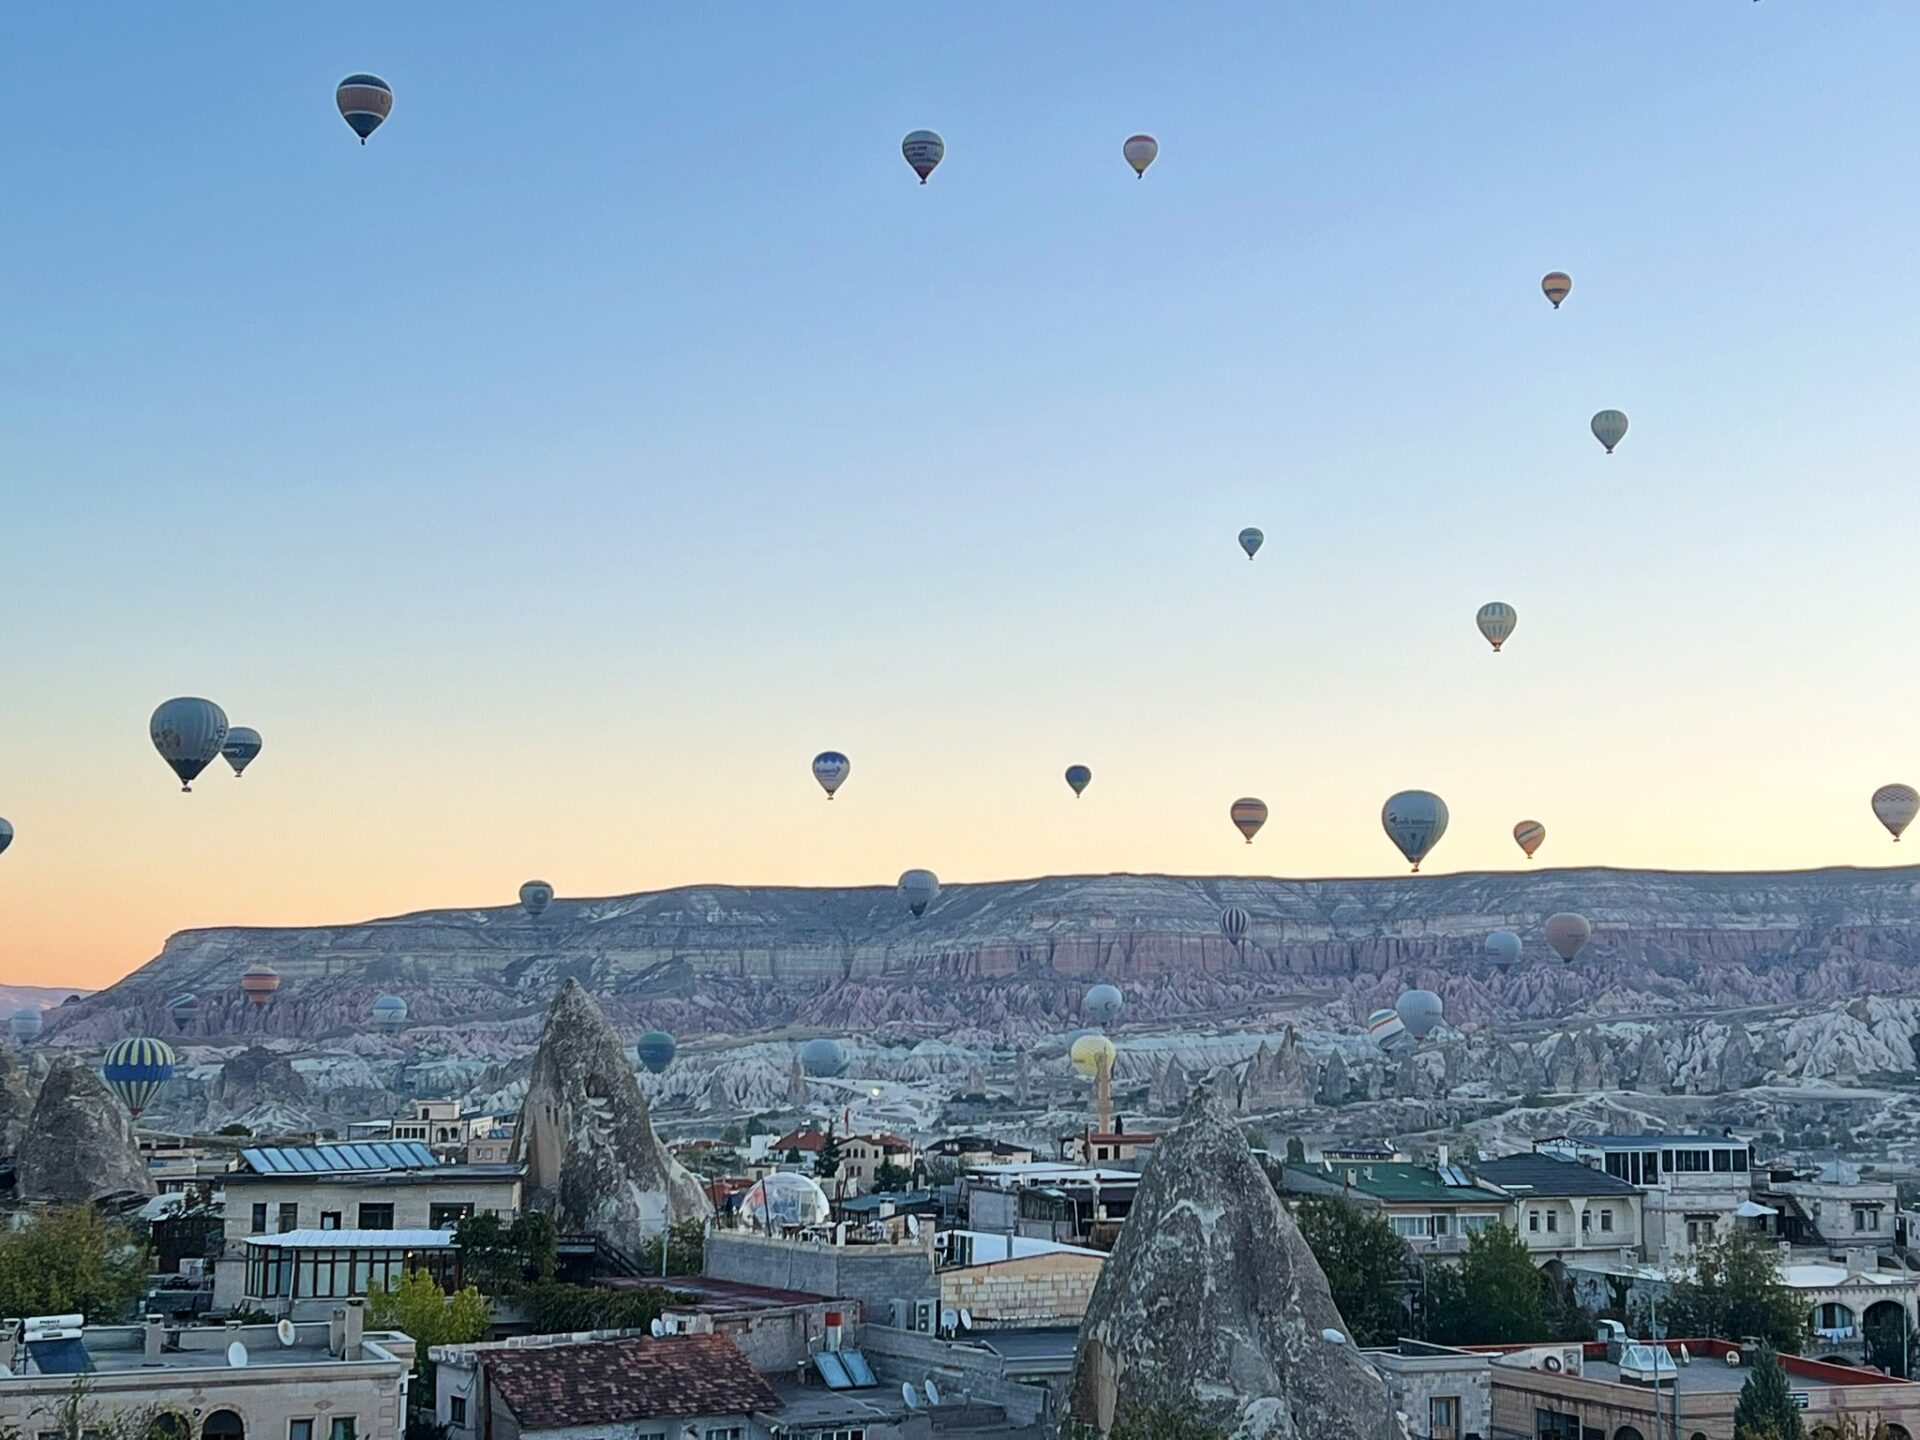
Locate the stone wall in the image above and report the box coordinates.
[703,1232,938,1318]
[853,1324,1054,1427]
[939,1254,1103,1325]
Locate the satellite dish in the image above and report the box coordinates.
[1320,1328,1347,1346]
[650,1319,666,1338]
[905,1214,921,1239]
[940,1308,959,1334]
[959,1307,974,1331]
[1677,1343,1691,1366]
[902,1384,921,1410]
[1726,1349,1743,1367]
[275,1319,296,1347]
[925,1380,941,1407]
[226,1341,249,1368]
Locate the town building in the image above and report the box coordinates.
[961,1163,1140,1250]
[1751,1160,1900,1252]
[348,1099,500,1160]
[840,1132,919,1192]
[704,1227,938,1324]
[1063,1130,1159,1166]
[1472,1153,1645,1263]
[922,1135,1036,1170]
[935,1230,1105,1326]
[1542,1133,1756,1265]
[1278,1158,1509,1256]
[0,1304,414,1440]
[1365,1338,1492,1440]
[1485,1336,1920,1439]
[465,1121,517,1165]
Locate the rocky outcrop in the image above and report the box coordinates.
[1316,1051,1351,1106]
[513,981,710,1251]
[0,1048,37,1155]
[1151,1057,1191,1113]
[17,1057,152,1202]
[1066,1086,1403,1439]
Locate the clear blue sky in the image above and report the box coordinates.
[5,3,1920,986]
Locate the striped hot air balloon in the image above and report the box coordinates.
[1872,784,1919,841]
[102,1037,176,1117]
[901,131,944,183]
[1541,272,1572,308]
[1476,602,1517,653]
[1230,797,1268,844]
[1513,820,1546,859]
[150,697,229,792]
[240,964,280,1008]
[1366,1008,1409,1054]
[1219,905,1250,946]
[336,74,393,144]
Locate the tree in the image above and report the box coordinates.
[1284,1136,1306,1164]
[1864,1306,1909,1378]
[1290,1197,1408,1346]
[523,1280,675,1334]
[1665,1230,1807,1354]
[1732,1343,1804,1440]
[1421,1225,1545,1345]
[636,1218,705,1277]
[812,1130,843,1182]
[719,1124,745,1146]
[872,1160,913,1193]
[366,1270,490,1409]
[215,1122,252,1138]
[454,1212,555,1298]
[0,1207,149,1322]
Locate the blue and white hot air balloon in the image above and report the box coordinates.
[1083,984,1124,1025]
[1065,764,1092,798]
[1395,989,1444,1041]
[1381,790,1449,872]
[812,751,851,799]
[1485,930,1523,966]
[799,1037,849,1078]
[336,74,393,144]
[372,995,409,1032]
[520,881,554,918]
[150,697,229,792]
[102,1037,176,1117]
[901,131,944,183]
[898,869,940,918]
[221,727,263,777]
[1238,528,1264,561]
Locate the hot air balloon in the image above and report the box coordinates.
[1485,930,1523,966]
[150,697,229,792]
[637,1030,678,1075]
[1220,905,1250,947]
[240,965,280,1008]
[166,993,200,1032]
[102,1037,176,1117]
[1065,764,1092,798]
[1230,797,1268,844]
[1381,791,1449,872]
[0,818,12,856]
[1541,272,1572,308]
[520,881,554,917]
[1476,602,1517,653]
[372,995,408,1032]
[1545,912,1592,962]
[1366,1008,1409,1054]
[336,74,393,144]
[1396,989,1444,1041]
[1084,984,1124,1025]
[901,131,944,184]
[800,1037,849,1078]
[1872,784,1919,841]
[221,727,263,777]
[1069,1032,1117,1079]
[9,1009,42,1044]
[1591,410,1628,453]
[812,751,851,799]
[1238,527,1264,561]
[1123,134,1158,178]
[1513,820,1546,859]
[898,869,940,918]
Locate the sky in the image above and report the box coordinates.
[4,3,1920,990]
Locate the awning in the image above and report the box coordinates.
[1735,1201,1778,1218]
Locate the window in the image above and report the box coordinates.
[429,1202,474,1229]
[1712,1148,1732,1173]
[290,1422,314,1440]
[321,1212,341,1231]
[1732,1149,1748,1172]
[1600,1208,1615,1233]
[1389,1215,1428,1239]
[448,1400,466,1426]
[328,1421,356,1440]
[1581,1209,1591,1232]
[357,1203,394,1230]
[251,1203,268,1234]
[704,1428,743,1440]
[818,1430,866,1440]
[1528,1211,1540,1232]
[278,1202,299,1233]
[1546,1210,1558,1233]
[203,1413,245,1440]
[1854,1207,1881,1233]
[1462,1214,1493,1234]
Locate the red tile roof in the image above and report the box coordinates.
[773,1128,829,1152]
[486,1334,780,1429]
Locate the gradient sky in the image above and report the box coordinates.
[6,3,1920,990]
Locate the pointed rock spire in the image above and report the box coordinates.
[18,1056,153,1202]
[1067,1085,1404,1439]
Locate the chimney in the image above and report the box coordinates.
[344,1298,365,1359]
[144,1314,164,1363]
[1437,1145,1450,1169]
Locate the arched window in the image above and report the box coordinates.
[1613,1427,1644,1440]
[202,1412,245,1440]
[1813,1300,1857,1333]
[1883,1425,1913,1440]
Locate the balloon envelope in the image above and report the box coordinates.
[221,727,263,776]
[1123,134,1158,177]
[1366,1008,1409,1054]
[1485,930,1523,966]
[1065,764,1092,797]
[902,130,944,183]
[800,1037,849,1077]
[1069,1033,1117,1079]
[240,965,280,1007]
[1230,797,1268,844]
[812,751,851,798]
[1238,527,1264,560]
[372,995,408,1032]
[1476,602,1517,653]
[1381,791,1450,871]
[1591,409,1629,453]
[102,1037,176,1116]
[166,993,200,1030]
[336,74,393,142]
[898,869,940,918]
[1545,913,1593,962]
[637,1030,678,1074]
[1084,984,1124,1025]
[150,697,230,791]
[1541,272,1572,308]
[9,1009,42,1043]
[0,818,12,856]
[1396,989,1444,1041]
[1872,784,1919,841]
[1513,820,1546,859]
[520,881,554,917]
[1219,905,1250,946]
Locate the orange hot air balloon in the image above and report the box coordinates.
[1229,797,1268,844]
[1513,820,1546,859]
[1541,272,1572,308]
[1544,913,1591,963]
[240,964,281,1008]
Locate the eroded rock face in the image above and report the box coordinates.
[513,980,709,1251]
[0,1048,38,1155]
[18,1057,152,1202]
[1066,1085,1404,1440]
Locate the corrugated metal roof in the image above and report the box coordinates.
[240,1140,439,1175]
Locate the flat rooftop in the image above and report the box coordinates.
[2,1324,408,1381]
[605,1275,838,1312]
[1493,1348,1918,1399]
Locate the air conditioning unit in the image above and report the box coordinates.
[1560,1348,1583,1377]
